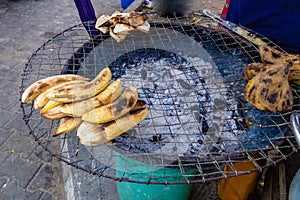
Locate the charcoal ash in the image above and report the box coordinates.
[109,48,245,158]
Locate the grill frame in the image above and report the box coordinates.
[20,15,300,184]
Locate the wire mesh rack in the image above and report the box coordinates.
[20,13,300,184]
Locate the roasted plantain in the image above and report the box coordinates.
[46,67,112,103]
[77,107,148,146]
[81,86,138,123]
[59,79,122,117]
[21,74,89,104]
[245,63,293,112]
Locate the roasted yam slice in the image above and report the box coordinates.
[109,27,127,43]
[113,23,134,35]
[136,21,150,33]
[95,14,111,28]
[128,11,147,26]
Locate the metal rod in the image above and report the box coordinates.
[291,112,300,148]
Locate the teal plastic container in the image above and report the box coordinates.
[114,152,196,200]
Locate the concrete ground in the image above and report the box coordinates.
[0,0,225,199]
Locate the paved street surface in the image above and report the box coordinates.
[0,0,122,199]
[0,0,224,199]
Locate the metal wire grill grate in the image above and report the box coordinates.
[20,14,300,184]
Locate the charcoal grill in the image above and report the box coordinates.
[20,13,300,185]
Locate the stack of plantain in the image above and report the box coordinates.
[95,11,150,43]
[21,67,148,146]
[243,45,300,112]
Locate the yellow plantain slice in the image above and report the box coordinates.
[53,117,82,137]
[34,80,88,110]
[136,21,150,33]
[113,23,134,35]
[59,79,122,117]
[41,106,67,120]
[131,100,146,111]
[40,100,63,114]
[34,91,50,110]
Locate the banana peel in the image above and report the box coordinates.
[136,20,150,33]
[128,11,147,26]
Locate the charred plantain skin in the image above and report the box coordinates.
[131,99,146,111]
[77,107,148,146]
[243,63,270,82]
[46,67,112,103]
[245,63,293,112]
[244,47,300,85]
[259,45,300,64]
[21,74,89,104]
[81,86,138,123]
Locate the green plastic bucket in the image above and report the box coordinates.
[114,152,196,200]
